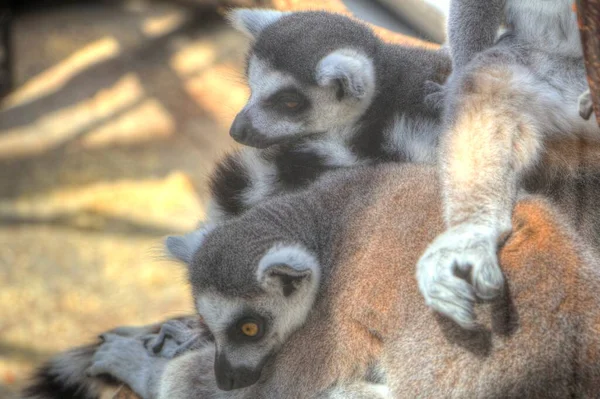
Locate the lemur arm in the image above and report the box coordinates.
[447,0,506,72]
[424,0,505,109]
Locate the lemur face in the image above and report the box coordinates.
[230,53,375,148]
[166,224,321,391]
[196,278,314,391]
[227,9,379,148]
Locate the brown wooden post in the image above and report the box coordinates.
[577,0,600,126]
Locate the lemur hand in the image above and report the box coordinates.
[88,333,167,399]
[417,223,505,329]
[142,318,207,359]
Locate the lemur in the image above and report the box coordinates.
[416,0,600,330]
[206,9,450,221]
[28,164,600,399]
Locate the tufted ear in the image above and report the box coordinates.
[256,243,320,297]
[165,223,216,264]
[227,9,288,39]
[316,49,376,99]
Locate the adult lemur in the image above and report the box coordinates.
[417,0,600,329]
[28,164,600,398]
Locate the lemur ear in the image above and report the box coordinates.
[165,223,216,264]
[257,243,320,297]
[316,49,376,99]
[227,9,288,39]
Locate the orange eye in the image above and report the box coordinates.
[241,322,259,337]
[284,101,299,109]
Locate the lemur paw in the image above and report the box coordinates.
[142,318,206,359]
[88,333,164,398]
[416,224,504,329]
[579,89,594,120]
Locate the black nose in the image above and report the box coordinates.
[214,352,263,391]
[229,111,249,142]
[229,112,272,149]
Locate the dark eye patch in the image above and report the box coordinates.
[264,87,309,115]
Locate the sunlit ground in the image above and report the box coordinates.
[0,1,249,396]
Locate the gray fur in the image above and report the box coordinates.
[446,0,505,71]
[165,224,215,264]
[227,9,287,39]
[418,0,599,329]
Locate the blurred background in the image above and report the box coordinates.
[0,0,445,397]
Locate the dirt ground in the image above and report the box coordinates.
[0,1,250,396]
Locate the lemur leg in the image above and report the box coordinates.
[418,52,549,329]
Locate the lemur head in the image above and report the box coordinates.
[165,219,321,391]
[228,9,380,148]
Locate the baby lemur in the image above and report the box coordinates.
[33,164,600,399]
[417,0,600,329]
[206,9,450,220]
